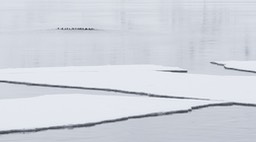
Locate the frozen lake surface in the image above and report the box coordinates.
[1,106,256,142]
[1,0,256,141]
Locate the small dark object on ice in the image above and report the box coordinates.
[57,27,95,31]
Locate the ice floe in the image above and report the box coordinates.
[0,94,217,133]
[0,65,256,103]
[211,61,256,73]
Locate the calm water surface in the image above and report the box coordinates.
[0,0,256,75]
[0,0,256,141]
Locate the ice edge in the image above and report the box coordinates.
[0,80,210,101]
[0,102,255,135]
[211,61,256,74]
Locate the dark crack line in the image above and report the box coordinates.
[210,62,256,74]
[0,102,255,135]
[0,80,212,101]
[157,70,188,73]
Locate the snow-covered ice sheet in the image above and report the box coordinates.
[0,65,186,74]
[211,61,256,73]
[0,94,215,132]
[0,65,256,103]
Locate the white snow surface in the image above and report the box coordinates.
[0,65,256,103]
[0,94,213,131]
[0,65,186,73]
[212,61,256,73]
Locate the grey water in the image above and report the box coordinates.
[1,106,256,142]
[1,0,256,141]
[1,0,256,75]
